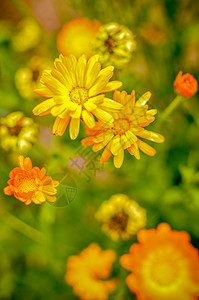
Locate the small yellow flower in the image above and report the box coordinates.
[33,54,123,140]
[92,22,136,68]
[15,56,53,100]
[0,111,39,152]
[96,194,146,241]
[12,18,41,52]
[65,243,117,300]
[82,90,164,168]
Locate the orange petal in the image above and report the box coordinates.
[4,186,13,195]
[100,146,112,164]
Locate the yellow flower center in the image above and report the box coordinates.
[17,176,38,194]
[109,211,128,233]
[113,118,130,135]
[151,260,179,286]
[70,87,88,104]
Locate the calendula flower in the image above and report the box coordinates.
[33,54,123,140]
[120,223,199,300]
[96,194,146,241]
[4,155,59,205]
[92,22,136,68]
[15,56,53,100]
[82,90,164,168]
[57,18,101,58]
[0,112,39,152]
[65,243,117,300]
[174,71,198,97]
[12,18,41,52]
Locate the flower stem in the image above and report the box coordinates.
[159,95,184,125]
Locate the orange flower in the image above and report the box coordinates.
[174,71,198,97]
[4,155,59,205]
[57,18,101,58]
[120,223,199,300]
[82,90,164,168]
[65,243,117,300]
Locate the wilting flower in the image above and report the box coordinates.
[57,18,101,58]
[33,54,123,140]
[12,18,41,52]
[82,90,164,168]
[65,243,117,300]
[15,56,53,100]
[95,194,146,241]
[4,155,59,205]
[174,71,198,97]
[120,223,199,300]
[0,111,39,152]
[92,22,136,68]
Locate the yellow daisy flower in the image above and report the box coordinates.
[32,54,123,140]
[82,90,164,168]
[95,194,146,241]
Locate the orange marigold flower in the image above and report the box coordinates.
[120,223,199,300]
[4,155,59,205]
[65,243,117,300]
[174,71,198,97]
[57,18,101,58]
[82,90,164,168]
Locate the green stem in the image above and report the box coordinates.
[161,95,184,121]
[1,208,44,244]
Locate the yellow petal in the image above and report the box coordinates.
[54,58,74,89]
[98,66,114,78]
[114,149,124,168]
[88,94,104,105]
[53,116,70,136]
[93,108,114,124]
[69,118,80,140]
[70,105,82,118]
[137,139,156,156]
[125,130,137,144]
[41,70,68,95]
[32,98,55,115]
[136,130,165,143]
[136,91,151,107]
[100,145,112,164]
[84,101,97,112]
[34,86,54,98]
[127,143,140,159]
[121,134,131,149]
[101,80,123,93]
[110,135,122,155]
[82,110,95,128]
[89,77,108,97]
[51,104,67,116]
[100,98,123,112]
[32,191,46,204]
[85,56,101,89]
[76,55,87,87]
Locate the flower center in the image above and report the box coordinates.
[70,87,88,104]
[151,260,178,286]
[113,119,130,135]
[17,176,38,194]
[109,211,128,232]
[8,122,22,136]
[106,36,115,53]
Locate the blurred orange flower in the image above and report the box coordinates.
[82,90,164,168]
[120,223,199,300]
[174,71,198,97]
[4,155,59,205]
[65,243,117,300]
[57,18,101,58]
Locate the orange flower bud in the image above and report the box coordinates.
[174,71,198,97]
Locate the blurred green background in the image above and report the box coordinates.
[0,0,199,299]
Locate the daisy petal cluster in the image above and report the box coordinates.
[120,223,199,300]
[82,90,164,168]
[65,243,117,300]
[4,155,59,205]
[32,54,123,140]
[95,194,146,240]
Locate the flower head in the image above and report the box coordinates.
[0,112,39,152]
[4,155,59,205]
[32,54,123,140]
[57,18,101,58]
[82,90,164,168]
[15,56,53,99]
[92,22,136,68]
[174,71,198,97]
[65,243,117,300]
[96,194,146,241]
[120,223,199,300]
